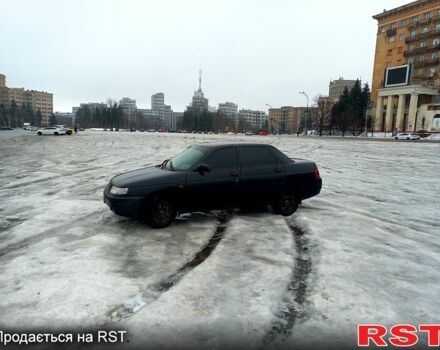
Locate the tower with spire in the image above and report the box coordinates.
[191,69,209,113]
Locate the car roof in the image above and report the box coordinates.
[194,142,271,148]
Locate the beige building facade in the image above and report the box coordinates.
[0,74,53,125]
[372,0,440,133]
[268,106,316,134]
[329,78,356,101]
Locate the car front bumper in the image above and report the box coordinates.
[103,187,144,219]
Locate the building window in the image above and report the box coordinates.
[433,114,440,129]
[421,41,427,47]
[424,12,432,19]
[391,23,397,30]
[430,67,436,76]
[422,27,429,33]
[411,30,417,37]
[413,16,418,23]
[434,38,440,46]
[408,57,414,64]
[397,47,403,54]
[388,36,395,43]
[433,53,438,60]
[436,24,440,31]
[409,44,414,50]
[400,33,405,41]
[380,26,386,33]
[419,55,425,62]
[400,19,408,26]
[418,69,423,75]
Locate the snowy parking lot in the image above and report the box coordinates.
[0,130,439,349]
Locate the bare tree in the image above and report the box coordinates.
[313,95,334,136]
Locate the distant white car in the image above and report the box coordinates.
[394,133,420,140]
[36,127,66,136]
[427,133,440,140]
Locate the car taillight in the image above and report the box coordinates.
[314,169,321,180]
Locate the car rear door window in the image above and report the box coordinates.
[240,146,277,167]
[204,147,238,170]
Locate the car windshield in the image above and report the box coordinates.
[165,146,205,171]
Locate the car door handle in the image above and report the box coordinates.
[230,171,239,177]
[274,168,283,173]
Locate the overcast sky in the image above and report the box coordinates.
[0,0,406,112]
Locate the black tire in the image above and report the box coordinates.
[395,137,398,140]
[54,132,59,136]
[407,137,410,140]
[273,194,299,216]
[37,131,42,136]
[143,196,176,228]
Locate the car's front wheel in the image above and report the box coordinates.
[37,131,42,136]
[54,132,59,136]
[273,194,299,216]
[143,196,176,228]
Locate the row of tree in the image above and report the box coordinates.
[75,100,125,129]
[181,108,258,133]
[312,80,372,136]
[0,101,43,128]
[75,100,171,130]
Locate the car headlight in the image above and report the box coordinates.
[110,185,129,195]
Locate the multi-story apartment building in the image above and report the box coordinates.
[151,93,164,112]
[329,78,357,101]
[372,0,440,134]
[268,106,317,134]
[218,102,238,119]
[0,74,53,125]
[151,93,173,129]
[218,102,238,127]
[238,109,267,131]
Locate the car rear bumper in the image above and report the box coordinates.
[103,188,144,219]
[301,179,322,200]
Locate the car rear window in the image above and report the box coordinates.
[240,146,277,167]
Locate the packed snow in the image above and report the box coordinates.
[0,130,439,349]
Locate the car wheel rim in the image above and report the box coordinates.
[152,200,172,225]
[280,196,295,211]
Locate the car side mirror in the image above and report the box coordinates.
[196,164,211,175]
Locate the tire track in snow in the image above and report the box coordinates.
[263,221,312,344]
[107,213,232,323]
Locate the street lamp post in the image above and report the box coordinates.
[299,91,309,136]
[364,101,371,138]
[265,103,274,134]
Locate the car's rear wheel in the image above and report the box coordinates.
[54,132,59,136]
[143,196,176,228]
[395,137,398,140]
[37,131,42,136]
[273,194,299,216]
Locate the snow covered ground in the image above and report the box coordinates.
[0,130,439,349]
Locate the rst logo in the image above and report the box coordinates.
[358,324,440,347]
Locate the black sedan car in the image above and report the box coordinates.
[104,143,322,228]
